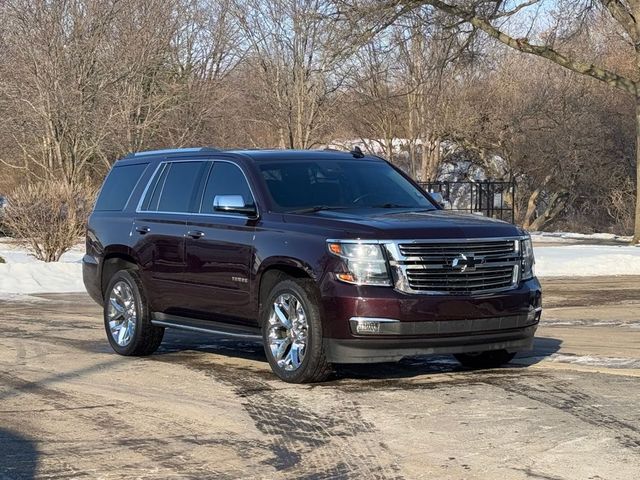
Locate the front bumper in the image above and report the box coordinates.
[324,324,537,363]
[319,277,542,363]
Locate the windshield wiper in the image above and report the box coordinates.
[287,205,350,214]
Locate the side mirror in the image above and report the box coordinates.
[429,191,446,208]
[213,195,257,216]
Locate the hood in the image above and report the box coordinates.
[283,208,524,240]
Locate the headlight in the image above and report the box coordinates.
[327,241,391,286]
[521,236,535,280]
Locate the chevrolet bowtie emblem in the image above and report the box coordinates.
[451,253,483,272]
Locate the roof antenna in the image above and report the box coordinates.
[350,146,365,158]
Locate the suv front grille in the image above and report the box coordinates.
[390,239,520,295]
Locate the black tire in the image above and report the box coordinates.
[103,269,164,356]
[454,350,516,369]
[261,278,332,383]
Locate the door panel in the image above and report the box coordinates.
[184,215,255,322]
[133,214,188,313]
[183,161,258,323]
[134,160,209,313]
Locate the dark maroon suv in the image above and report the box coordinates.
[83,147,541,383]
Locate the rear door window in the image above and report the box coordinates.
[141,163,170,212]
[95,163,148,211]
[141,161,208,213]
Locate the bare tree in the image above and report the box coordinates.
[441,40,635,232]
[0,0,635,239]
[341,0,640,240]
[0,0,125,184]
[234,0,348,149]
[395,12,474,180]
[345,36,404,160]
[109,0,243,154]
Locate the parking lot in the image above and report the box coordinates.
[1,276,639,480]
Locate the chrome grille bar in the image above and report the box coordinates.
[384,238,524,295]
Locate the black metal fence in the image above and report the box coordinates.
[419,180,516,224]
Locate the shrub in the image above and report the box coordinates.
[3,180,96,262]
[0,255,5,264]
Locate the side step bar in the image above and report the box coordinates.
[151,313,262,340]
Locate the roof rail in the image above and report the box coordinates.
[125,147,220,158]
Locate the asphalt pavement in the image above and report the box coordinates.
[1,276,639,479]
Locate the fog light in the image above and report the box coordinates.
[356,320,381,334]
[350,317,400,335]
[527,306,542,324]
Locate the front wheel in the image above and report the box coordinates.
[261,278,332,383]
[454,350,516,369]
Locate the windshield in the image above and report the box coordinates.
[258,159,435,212]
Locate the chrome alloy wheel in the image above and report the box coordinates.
[267,293,309,371]
[107,281,137,347]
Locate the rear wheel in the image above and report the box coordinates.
[454,350,516,369]
[104,270,164,356]
[261,278,332,383]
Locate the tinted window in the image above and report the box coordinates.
[141,163,170,212]
[259,160,433,211]
[140,161,207,213]
[95,163,148,211]
[200,162,254,214]
[158,161,208,212]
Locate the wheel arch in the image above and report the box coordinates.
[256,259,319,320]
[101,249,139,297]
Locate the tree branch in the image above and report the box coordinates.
[600,0,637,41]
[398,0,638,95]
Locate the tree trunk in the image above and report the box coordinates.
[522,174,552,229]
[634,94,640,243]
[522,190,541,230]
[528,191,569,231]
[420,137,440,181]
[407,141,417,178]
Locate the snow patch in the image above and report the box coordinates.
[0,239,86,295]
[549,354,640,369]
[535,245,640,277]
[531,231,632,243]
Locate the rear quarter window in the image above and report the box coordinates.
[95,163,148,211]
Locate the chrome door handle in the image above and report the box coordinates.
[136,226,150,235]
[187,230,205,239]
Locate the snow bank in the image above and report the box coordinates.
[0,239,85,295]
[0,262,85,294]
[535,245,640,277]
[531,231,632,243]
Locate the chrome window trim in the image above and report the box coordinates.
[135,158,260,220]
[123,163,151,211]
[152,163,170,211]
[135,161,166,213]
